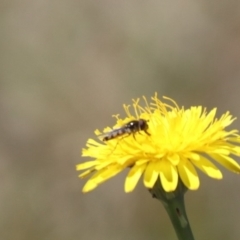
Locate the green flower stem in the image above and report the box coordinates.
[149,179,195,240]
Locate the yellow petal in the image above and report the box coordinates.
[82,180,98,192]
[143,162,158,188]
[192,156,222,179]
[86,166,122,187]
[125,163,147,192]
[86,138,103,147]
[167,153,180,165]
[76,161,97,170]
[228,137,240,143]
[117,155,134,165]
[209,153,240,173]
[159,161,178,192]
[206,108,217,122]
[226,145,240,156]
[99,165,124,181]
[209,148,230,155]
[94,129,102,135]
[184,152,200,161]
[78,169,94,178]
[178,160,199,190]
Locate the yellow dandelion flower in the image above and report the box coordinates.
[77,93,240,193]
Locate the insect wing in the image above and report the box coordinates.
[97,127,123,141]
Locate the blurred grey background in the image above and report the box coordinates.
[1,1,240,239]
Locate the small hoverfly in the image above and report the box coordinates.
[100,118,150,142]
